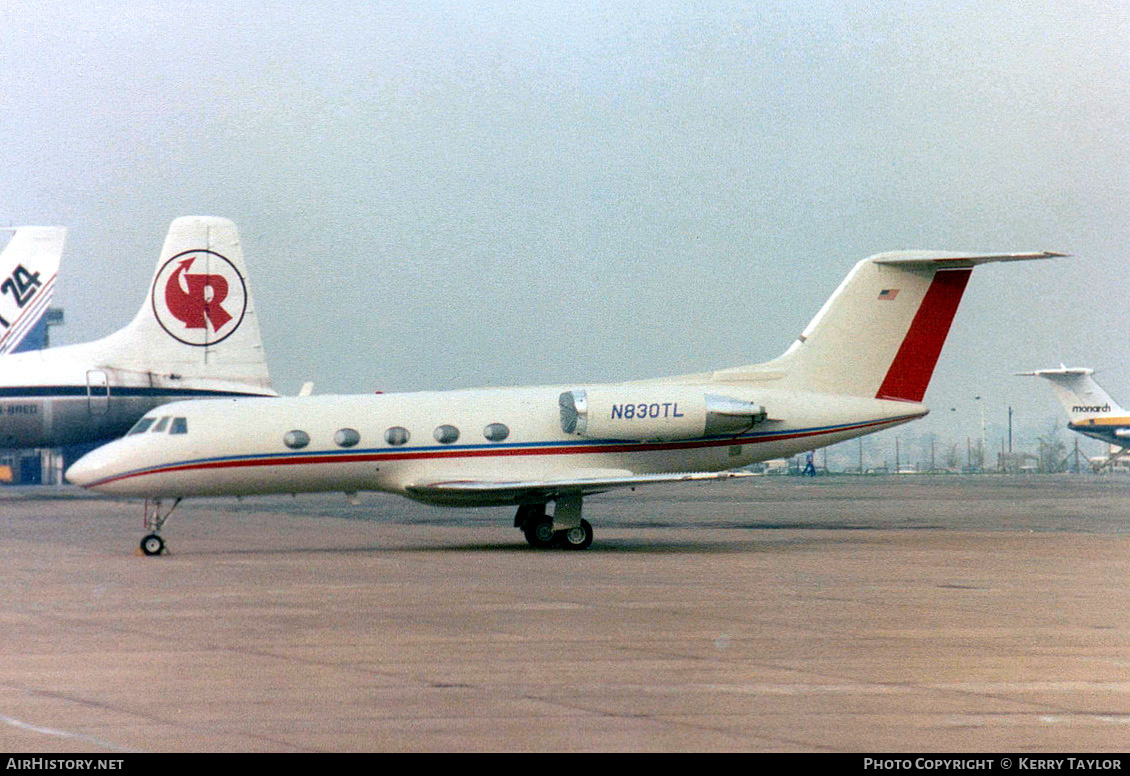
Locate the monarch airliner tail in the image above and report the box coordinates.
[1020,366,1127,424]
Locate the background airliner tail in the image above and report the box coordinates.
[0,226,66,355]
[717,251,1059,400]
[95,216,274,391]
[1020,366,1125,423]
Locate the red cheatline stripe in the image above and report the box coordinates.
[875,268,972,403]
[86,415,921,488]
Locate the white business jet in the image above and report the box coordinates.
[68,249,1056,554]
[0,225,66,355]
[0,217,276,448]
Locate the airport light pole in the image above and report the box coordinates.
[1008,406,1013,453]
[975,396,986,471]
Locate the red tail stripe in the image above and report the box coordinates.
[875,269,972,403]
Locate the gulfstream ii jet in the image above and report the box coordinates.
[67,249,1056,554]
[0,217,276,449]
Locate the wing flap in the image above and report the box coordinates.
[404,469,755,506]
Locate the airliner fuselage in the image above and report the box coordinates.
[0,351,270,448]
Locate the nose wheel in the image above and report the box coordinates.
[138,498,180,556]
[140,533,165,556]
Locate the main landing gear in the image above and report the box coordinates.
[514,495,594,550]
[139,498,180,556]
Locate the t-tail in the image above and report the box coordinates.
[0,226,66,355]
[1020,366,1126,424]
[92,216,274,394]
[716,251,1062,400]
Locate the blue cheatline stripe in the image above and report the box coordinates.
[84,413,918,488]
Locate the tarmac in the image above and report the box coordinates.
[2,474,1130,752]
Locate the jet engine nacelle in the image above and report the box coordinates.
[559,387,766,441]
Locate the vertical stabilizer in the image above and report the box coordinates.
[717,251,1058,400]
[0,226,66,354]
[94,217,273,391]
[1020,366,1125,423]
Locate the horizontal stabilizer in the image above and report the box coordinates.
[1017,365,1093,378]
[873,250,1065,267]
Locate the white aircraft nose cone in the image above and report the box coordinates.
[65,449,109,488]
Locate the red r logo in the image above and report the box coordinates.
[164,257,233,331]
[151,250,246,346]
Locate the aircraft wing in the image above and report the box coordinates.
[405,469,756,506]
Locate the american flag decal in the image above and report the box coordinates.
[878,289,899,300]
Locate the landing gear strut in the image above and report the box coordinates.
[514,496,593,550]
[139,498,180,556]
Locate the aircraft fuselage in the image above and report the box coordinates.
[1067,419,1130,448]
[0,350,274,448]
[67,382,927,503]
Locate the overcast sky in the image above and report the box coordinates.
[1,1,1127,455]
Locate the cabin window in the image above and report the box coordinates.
[334,428,361,448]
[128,417,156,435]
[283,430,310,449]
[483,422,510,442]
[433,424,460,444]
[151,417,170,433]
[385,426,410,446]
[170,417,188,435]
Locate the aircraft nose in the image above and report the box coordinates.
[65,447,114,488]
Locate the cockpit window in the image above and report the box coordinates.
[151,417,170,433]
[128,417,156,435]
[169,417,188,435]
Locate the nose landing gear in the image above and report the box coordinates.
[138,498,180,556]
[140,533,165,556]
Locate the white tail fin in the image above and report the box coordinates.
[717,251,1060,400]
[1020,366,1125,423]
[0,226,66,354]
[93,216,273,392]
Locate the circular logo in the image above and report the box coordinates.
[151,250,247,346]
